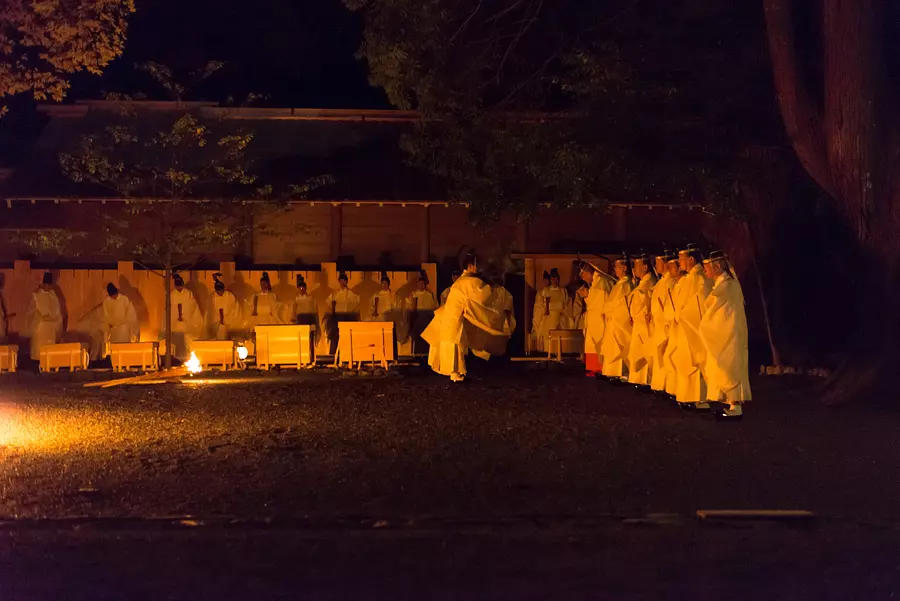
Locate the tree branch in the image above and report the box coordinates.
[763,0,834,197]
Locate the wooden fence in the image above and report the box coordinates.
[0,260,438,358]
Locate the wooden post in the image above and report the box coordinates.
[420,205,431,263]
[117,260,134,284]
[524,257,536,353]
[218,261,236,284]
[330,204,343,259]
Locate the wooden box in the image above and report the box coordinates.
[0,344,18,373]
[254,324,316,370]
[110,342,159,373]
[39,342,89,373]
[191,340,236,370]
[548,329,585,362]
[336,322,395,369]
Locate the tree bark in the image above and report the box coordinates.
[765,0,900,402]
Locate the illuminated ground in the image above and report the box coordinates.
[1,366,899,598]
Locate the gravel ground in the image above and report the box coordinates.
[1,363,899,523]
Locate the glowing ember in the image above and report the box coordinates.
[185,351,202,374]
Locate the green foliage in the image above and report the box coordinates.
[57,106,326,268]
[348,0,784,219]
[0,0,134,112]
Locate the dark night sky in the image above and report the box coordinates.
[71,0,386,108]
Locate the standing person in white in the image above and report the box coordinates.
[533,268,569,353]
[661,256,684,397]
[531,271,550,352]
[99,283,139,359]
[599,255,634,380]
[700,250,751,420]
[25,272,63,360]
[161,273,202,362]
[248,272,281,327]
[672,243,712,409]
[324,272,360,355]
[649,251,677,393]
[422,252,507,382]
[292,275,318,326]
[210,273,241,340]
[579,261,613,376]
[369,272,399,322]
[409,271,438,354]
[626,252,658,386]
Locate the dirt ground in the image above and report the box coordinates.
[1,364,899,522]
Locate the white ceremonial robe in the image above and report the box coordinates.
[210,290,241,340]
[422,273,507,377]
[247,291,282,328]
[471,284,515,360]
[662,275,683,395]
[369,290,399,322]
[672,265,712,404]
[599,276,634,378]
[26,288,63,360]
[291,292,321,342]
[627,273,657,385]
[584,276,612,359]
[649,273,676,392]
[572,294,586,331]
[701,274,752,404]
[161,288,203,361]
[533,285,569,352]
[94,294,140,360]
[440,287,451,306]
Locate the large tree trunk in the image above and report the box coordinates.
[764,0,900,402]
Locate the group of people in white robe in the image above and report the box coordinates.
[569,243,750,420]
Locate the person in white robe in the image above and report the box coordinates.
[530,271,551,353]
[160,273,203,362]
[209,273,241,340]
[409,271,438,354]
[671,243,712,408]
[324,271,361,355]
[25,272,63,360]
[599,255,635,380]
[422,252,508,382]
[440,270,461,306]
[626,253,658,386]
[471,274,515,360]
[649,252,677,393]
[533,268,569,353]
[662,257,684,396]
[700,250,751,419]
[579,261,613,376]
[94,282,140,360]
[247,272,282,328]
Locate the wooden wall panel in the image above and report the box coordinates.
[341,206,421,265]
[252,204,332,264]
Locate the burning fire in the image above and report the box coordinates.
[185,351,202,374]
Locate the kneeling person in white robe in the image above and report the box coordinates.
[210,273,241,340]
[160,273,203,362]
[700,251,751,418]
[25,272,63,360]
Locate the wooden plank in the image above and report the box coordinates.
[696,510,815,520]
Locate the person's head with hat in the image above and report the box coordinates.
[260,271,272,293]
[549,267,561,288]
[338,271,349,290]
[632,250,651,280]
[213,272,226,296]
[703,249,733,281]
[296,274,308,296]
[416,270,429,291]
[541,270,551,288]
[678,242,703,273]
[463,250,478,274]
[613,252,631,281]
[40,271,53,290]
[655,249,672,278]
[173,272,185,291]
[666,250,681,279]
[106,282,119,299]
[577,260,595,286]
[380,271,391,292]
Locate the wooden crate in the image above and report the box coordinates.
[39,342,89,373]
[254,324,316,370]
[110,342,159,373]
[336,322,395,370]
[191,340,236,370]
[0,344,18,373]
[548,329,585,362]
